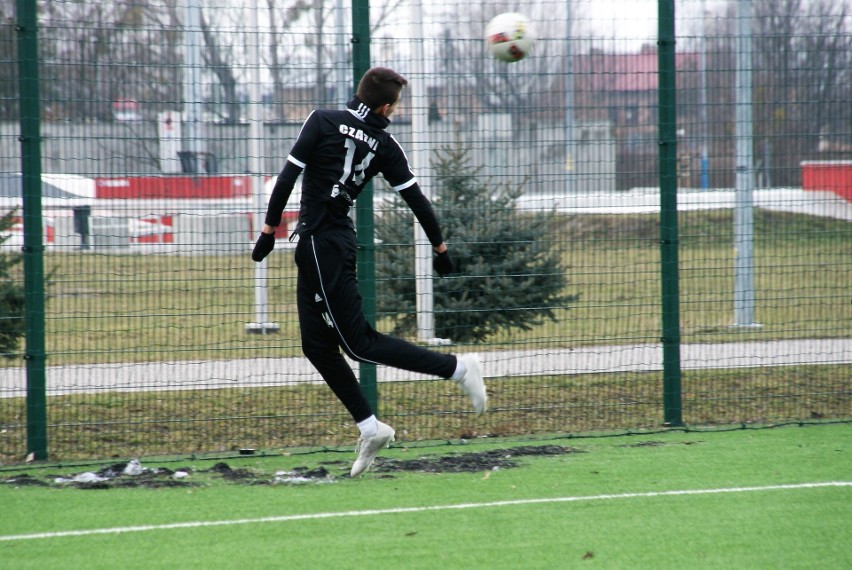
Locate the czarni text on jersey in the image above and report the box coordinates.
[339,124,379,151]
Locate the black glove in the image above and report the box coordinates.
[252,232,275,262]
[433,250,454,276]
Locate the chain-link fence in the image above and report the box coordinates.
[1,0,850,462]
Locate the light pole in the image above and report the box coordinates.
[565,0,575,193]
[410,0,446,344]
[246,0,279,334]
[733,0,759,328]
[182,0,205,172]
[700,0,709,189]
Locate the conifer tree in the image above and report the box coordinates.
[0,209,26,357]
[376,139,577,343]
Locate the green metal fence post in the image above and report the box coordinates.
[657,0,683,427]
[16,0,48,459]
[351,0,378,413]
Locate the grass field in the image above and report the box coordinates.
[1,423,849,569]
[25,209,851,365]
[2,364,849,460]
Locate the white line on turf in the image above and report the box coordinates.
[1,481,848,542]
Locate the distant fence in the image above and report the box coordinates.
[1,0,850,462]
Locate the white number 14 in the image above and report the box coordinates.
[341,138,375,186]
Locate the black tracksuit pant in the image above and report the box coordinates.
[295,227,457,423]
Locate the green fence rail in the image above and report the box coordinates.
[1,0,850,462]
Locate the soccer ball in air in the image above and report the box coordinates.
[485,12,534,63]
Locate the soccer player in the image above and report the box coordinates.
[251,67,487,477]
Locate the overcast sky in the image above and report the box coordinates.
[583,0,657,40]
[580,0,733,48]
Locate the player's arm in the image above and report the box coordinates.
[252,159,304,262]
[398,182,444,248]
[383,139,446,251]
[261,160,303,234]
[383,139,451,273]
[257,111,317,237]
[398,183,453,275]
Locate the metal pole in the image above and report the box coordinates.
[17,0,48,460]
[351,0,377,412]
[410,0,441,343]
[183,0,205,171]
[336,0,349,106]
[733,0,758,327]
[565,0,575,193]
[657,0,683,427]
[246,0,279,334]
[699,0,709,189]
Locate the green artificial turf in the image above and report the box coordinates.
[1,423,848,569]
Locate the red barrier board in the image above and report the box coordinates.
[95,175,252,199]
[801,161,852,202]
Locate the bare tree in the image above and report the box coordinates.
[752,0,851,184]
[429,1,587,130]
[199,10,241,124]
[264,0,313,121]
[36,1,182,122]
[259,0,405,121]
[799,1,852,153]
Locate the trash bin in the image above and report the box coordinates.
[72,205,91,250]
[178,151,198,174]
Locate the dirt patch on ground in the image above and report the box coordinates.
[371,445,585,474]
[3,460,197,490]
[206,461,334,485]
[2,473,50,487]
[618,440,703,448]
[1,444,587,488]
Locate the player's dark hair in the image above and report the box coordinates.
[357,67,408,111]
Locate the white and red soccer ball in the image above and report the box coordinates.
[485,12,534,63]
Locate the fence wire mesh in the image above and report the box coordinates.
[1,0,850,461]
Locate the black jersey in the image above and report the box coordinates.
[290,99,414,233]
[265,97,444,246]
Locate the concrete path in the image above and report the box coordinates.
[1,338,850,398]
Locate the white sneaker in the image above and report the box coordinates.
[457,354,487,414]
[350,421,395,477]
